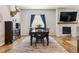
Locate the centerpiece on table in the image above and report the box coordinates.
[36,24,42,32]
[36,24,42,28]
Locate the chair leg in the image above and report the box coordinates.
[41,39,43,43]
[35,38,38,47]
[42,38,45,46]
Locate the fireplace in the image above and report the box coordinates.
[62,27,71,34]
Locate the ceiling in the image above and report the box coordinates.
[16,5,79,10]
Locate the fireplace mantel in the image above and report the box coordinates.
[57,21,78,24]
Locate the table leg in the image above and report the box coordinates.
[30,36,33,46]
[42,38,45,46]
[35,38,38,47]
[46,35,49,46]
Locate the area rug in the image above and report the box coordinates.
[8,36,68,53]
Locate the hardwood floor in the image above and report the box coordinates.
[53,36,77,53]
[0,35,77,53]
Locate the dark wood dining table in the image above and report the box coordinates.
[29,28,49,46]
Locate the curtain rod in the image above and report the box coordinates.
[31,14,45,15]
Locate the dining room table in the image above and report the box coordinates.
[29,28,49,46]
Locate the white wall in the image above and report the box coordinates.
[21,9,56,35]
[0,22,4,36]
[0,6,11,21]
[0,5,11,36]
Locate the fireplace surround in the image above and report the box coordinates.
[62,27,71,34]
[56,23,77,37]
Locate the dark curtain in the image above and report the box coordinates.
[30,15,35,27]
[40,15,46,28]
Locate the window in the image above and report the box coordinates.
[32,15,44,28]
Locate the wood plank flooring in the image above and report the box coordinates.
[0,35,77,53]
[53,36,77,53]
